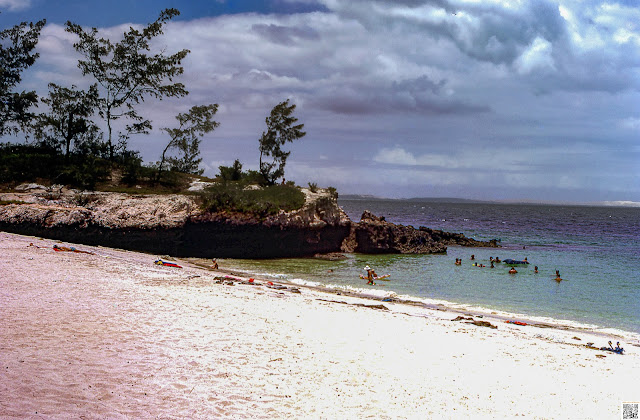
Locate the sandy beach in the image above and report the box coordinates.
[1,231,639,419]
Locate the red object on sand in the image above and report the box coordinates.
[154,259,182,268]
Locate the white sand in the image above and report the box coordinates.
[1,231,639,419]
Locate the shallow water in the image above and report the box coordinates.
[222,199,640,334]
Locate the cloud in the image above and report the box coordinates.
[514,36,555,74]
[619,117,640,130]
[9,0,640,201]
[251,23,320,45]
[0,0,30,12]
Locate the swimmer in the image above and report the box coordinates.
[470,254,475,260]
[509,267,517,274]
[534,266,538,273]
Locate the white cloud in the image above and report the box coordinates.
[619,117,640,130]
[0,0,30,11]
[515,37,555,74]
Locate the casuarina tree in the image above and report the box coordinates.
[65,8,189,159]
[158,104,219,179]
[259,99,306,185]
[0,17,46,136]
[33,83,101,158]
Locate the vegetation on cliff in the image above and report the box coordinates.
[0,8,309,206]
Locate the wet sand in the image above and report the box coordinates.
[1,231,638,418]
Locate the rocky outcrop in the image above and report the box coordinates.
[0,186,497,258]
[0,187,351,258]
[341,210,498,254]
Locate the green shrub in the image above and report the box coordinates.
[218,159,243,181]
[308,182,318,193]
[200,183,305,216]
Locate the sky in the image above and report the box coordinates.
[1,0,639,203]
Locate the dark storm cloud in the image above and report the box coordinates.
[329,0,567,65]
[10,0,640,201]
[251,23,320,45]
[313,74,490,115]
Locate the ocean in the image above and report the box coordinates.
[221,199,640,336]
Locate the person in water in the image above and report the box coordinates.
[470,254,475,260]
[509,267,518,274]
[364,265,375,285]
[534,266,538,273]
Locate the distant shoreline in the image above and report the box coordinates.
[339,195,640,208]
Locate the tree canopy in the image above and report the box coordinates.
[33,83,100,157]
[0,18,46,136]
[158,104,219,177]
[65,8,189,159]
[259,99,306,185]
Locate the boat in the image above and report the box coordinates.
[502,259,529,266]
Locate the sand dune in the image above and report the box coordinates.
[1,231,638,418]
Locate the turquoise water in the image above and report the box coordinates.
[222,200,640,335]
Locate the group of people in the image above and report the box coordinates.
[456,254,562,280]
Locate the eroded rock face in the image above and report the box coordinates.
[0,188,351,258]
[0,189,497,258]
[340,210,498,254]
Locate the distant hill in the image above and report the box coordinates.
[339,195,491,204]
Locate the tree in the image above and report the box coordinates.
[33,83,101,158]
[259,99,306,185]
[0,17,46,136]
[218,159,243,181]
[65,8,189,159]
[158,104,219,178]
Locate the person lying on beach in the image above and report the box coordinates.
[53,244,94,255]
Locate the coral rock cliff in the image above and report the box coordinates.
[0,186,496,258]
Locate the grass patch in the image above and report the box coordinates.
[199,183,305,216]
